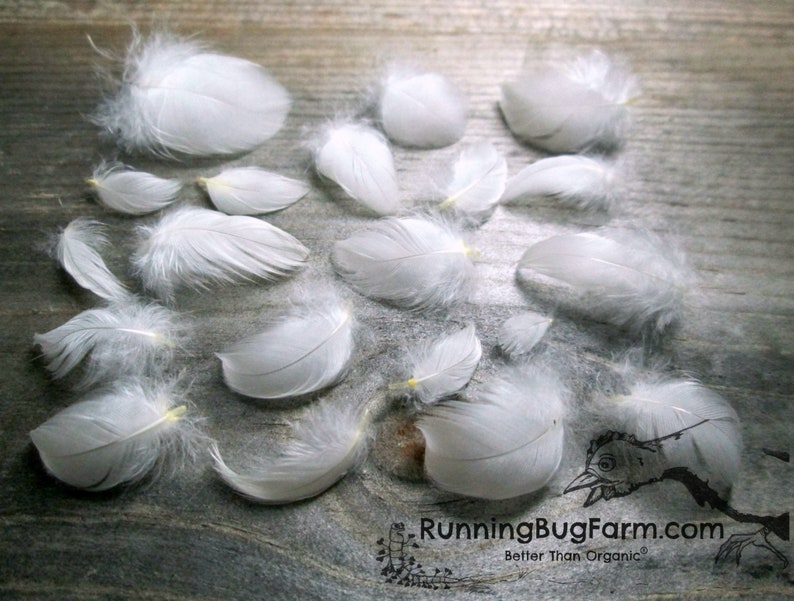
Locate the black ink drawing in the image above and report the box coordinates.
[565,424,790,568]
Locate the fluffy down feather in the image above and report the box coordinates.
[439,142,507,224]
[33,301,178,385]
[314,122,401,216]
[92,31,290,156]
[501,155,615,211]
[210,399,369,503]
[497,312,552,358]
[417,365,566,500]
[332,216,475,312]
[56,218,130,301]
[378,65,467,148]
[198,167,309,215]
[88,162,182,215]
[395,323,481,404]
[218,300,355,399]
[132,206,309,302]
[30,381,204,491]
[517,230,692,334]
[500,50,638,153]
[608,378,742,494]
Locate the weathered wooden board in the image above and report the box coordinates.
[0,2,792,599]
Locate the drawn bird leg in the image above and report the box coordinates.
[715,527,789,568]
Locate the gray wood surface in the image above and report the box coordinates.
[1,2,792,599]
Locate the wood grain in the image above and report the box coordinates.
[0,2,792,599]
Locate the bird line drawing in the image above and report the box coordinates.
[564,420,790,568]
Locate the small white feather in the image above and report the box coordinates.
[210,399,369,503]
[198,167,310,215]
[417,365,566,500]
[218,300,355,399]
[332,216,476,312]
[501,155,615,211]
[500,50,638,153]
[517,230,692,333]
[92,31,291,156]
[395,323,481,404]
[88,162,182,215]
[378,65,467,148]
[56,218,130,301]
[33,302,178,385]
[497,312,552,358]
[608,379,741,493]
[438,142,507,224]
[132,206,309,302]
[314,122,401,216]
[30,382,203,491]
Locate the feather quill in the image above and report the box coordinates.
[500,50,638,153]
[210,399,369,503]
[393,323,481,404]
[313,122,401,216]
[607,378,741,493]
[132,206,309,302]
[517,230,692,334]
[56,218,130,301]
[198,167,310,215]
[332,216,476,312]
[88,162,182,215]
[92,31,290,156]
[218,299,355,399]
[501,155,615,211]
[378,65,467,148]
[497,312,552,358]
[438,142,507,224]
[417,365,566,500]
[33,302,178,385]
[30,381,203,491]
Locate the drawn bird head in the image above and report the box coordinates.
[564,431,665,506]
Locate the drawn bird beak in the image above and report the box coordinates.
[564,469,609,507]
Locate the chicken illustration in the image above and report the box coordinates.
[564,427,789,567]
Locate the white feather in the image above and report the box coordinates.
[501,155,615,211]
[517,230,692,333]
[378,65,467,148]
[500,50,638,153]
[210,399,369,503]
[314,122,401,216]
[438,142,507,224]
[394,323,481,404]
[92,31,290,156]
[88,162,182,215]
[608,378,741,492]
[30,381,203,491]
[218,300,355,399]
[497,312,552,358]
[56,218,130,301]
[198,167,310,215]
[132,206,309,302]
[33,302,178,385]
[332,216,476,312]
[417,365,566,500]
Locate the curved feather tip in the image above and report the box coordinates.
[418,365,567,500]
[517,229,693,334]
[30,382,205,491]
[92,31,291,156]
[218,299,356,400]
[332,216,476,312]
[500,50,638,153]
[133,206,309,302]
[393,323,482,405]
[378,64,467,149]
[210,400,370,504]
